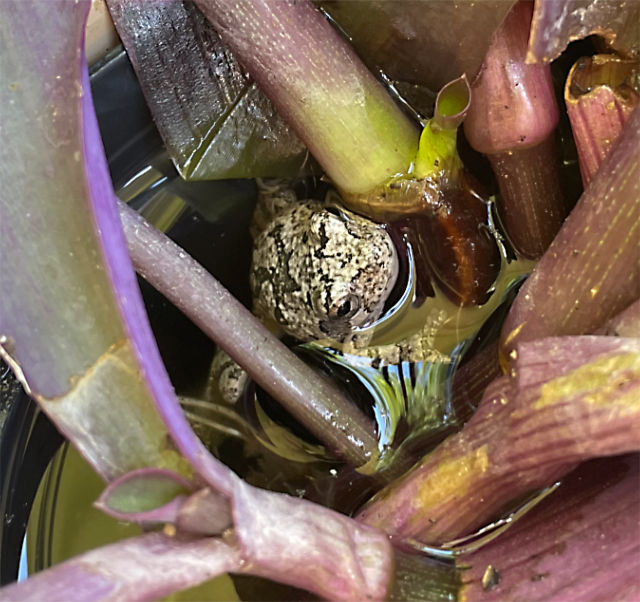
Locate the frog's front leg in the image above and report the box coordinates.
[207,180,298,404]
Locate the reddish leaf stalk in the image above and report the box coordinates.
[118,200,379,468]
[465,1,566,259]
[565,54,639,185]
[499,106,640,362]
[357,336,640,544]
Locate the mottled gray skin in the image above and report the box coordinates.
[210,182,399,404]
[207,349,248,404]
[250,201,399,343]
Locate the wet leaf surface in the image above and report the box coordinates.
[107,0,310,181]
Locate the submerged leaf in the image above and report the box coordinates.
[106,0,309,180]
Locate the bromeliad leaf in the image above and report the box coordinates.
[106,0,310,181]
[460,455,640,600]
[0,0,192,482]
[528,0,640,64]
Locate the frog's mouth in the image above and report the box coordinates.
[318,301,363,342]
[318,316,359,342]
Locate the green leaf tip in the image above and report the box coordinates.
[97,468,192,515]
[414,75,470,180]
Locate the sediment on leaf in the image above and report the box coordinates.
[459,455,640,601]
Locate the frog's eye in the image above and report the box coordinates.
[328,294,360,320]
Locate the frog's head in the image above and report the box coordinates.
[250,202,399,343]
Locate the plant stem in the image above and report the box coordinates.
[464,1,566,259]
[117,199,379,468]
[194,0,418,195]
[565,54,639,185]
[488,136,566,258]
[499,106,640,363]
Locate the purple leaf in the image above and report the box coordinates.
[565,54,639,186]
[0,0,192,482]
[528,0,640,64]
[232,479,392,601]
[0,533,242,602]
[3,477,396,601]
[95,468,192,522]
[460,454,640,601]
[96,469,233,535]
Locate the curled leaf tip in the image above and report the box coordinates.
[566,54,640,103]
[432,74,472,132]
[413,76,471,180]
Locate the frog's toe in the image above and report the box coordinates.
[208,349,248,405]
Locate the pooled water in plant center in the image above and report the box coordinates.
[157,172,535,511]
[14,68,536,589]
[15,152,533,595]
